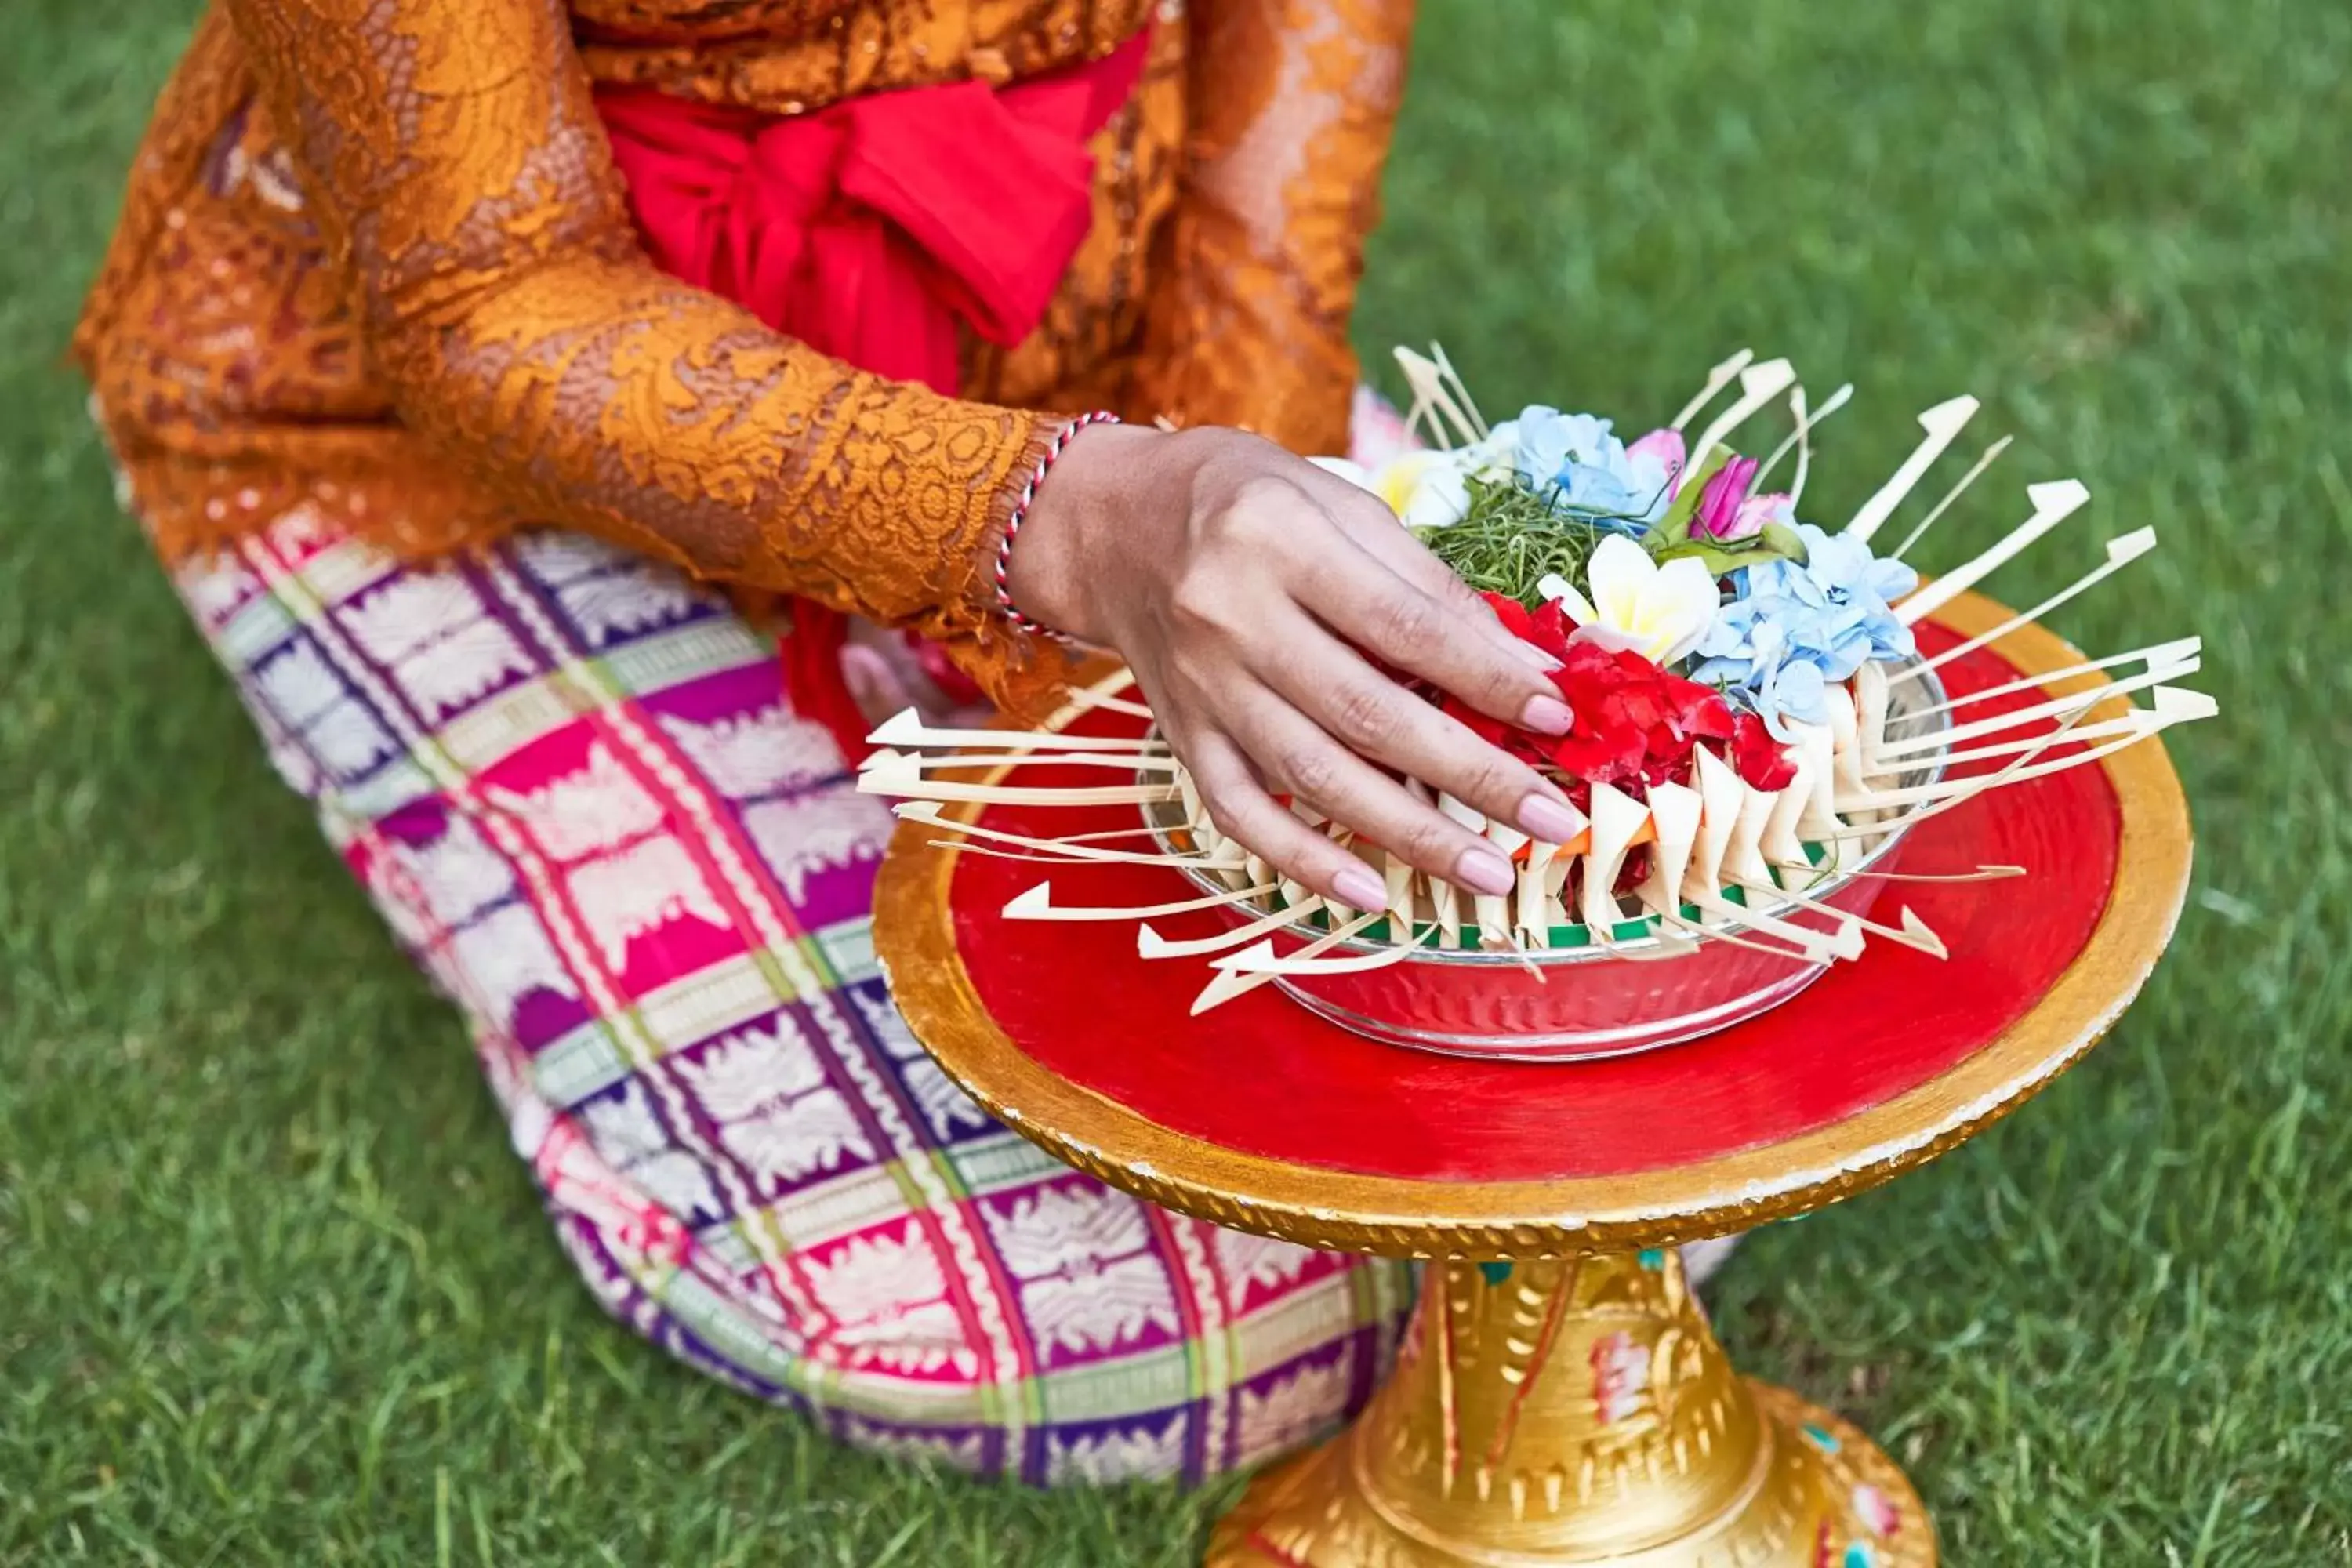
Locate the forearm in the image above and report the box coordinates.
[380,254,1056,637]
[227,0,1059,681]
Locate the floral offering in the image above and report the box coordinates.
[1316,382,1917,772]
[866,346,2212,1047]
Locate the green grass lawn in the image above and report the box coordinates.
[4,0,2350,1562]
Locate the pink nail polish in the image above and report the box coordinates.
[1519,793,1588,844]
[1456,846,1517,897]
[1519,694,1574,735]
[1332,866,1388,912]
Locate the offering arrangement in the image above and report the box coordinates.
[862,349,2211,1057]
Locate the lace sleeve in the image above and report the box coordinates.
[1131,0,1417,456]
[223,0,1068,698]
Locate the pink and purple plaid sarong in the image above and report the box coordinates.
[154,491,1414,1486]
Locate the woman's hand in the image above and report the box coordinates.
[1006,424,1588,909]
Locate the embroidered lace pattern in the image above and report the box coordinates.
[75,0,1414,706]
[1132,0,1415,456]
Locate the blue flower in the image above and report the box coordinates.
[1691,523,1919,739]
[1489,407,1675,528]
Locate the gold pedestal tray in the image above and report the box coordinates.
[875,594,2190,1567]
[1211,1254,1923,1566]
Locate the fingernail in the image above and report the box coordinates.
[1519,793,1588,844]
[1519,693,1574,735]
[1332,866,1388,912]
[1455,846,1517,897]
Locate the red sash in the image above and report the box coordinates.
[596,32,1149,760]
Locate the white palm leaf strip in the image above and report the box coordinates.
[1816,695,2175,841]
[892,801,1244,867]
[1908,639,2201,720]
[1873,661,2200,760]
[1838,688,2212,816]
[1480,811,1528,949]
[1425,782,1466,947]
[1581,782,1649,939]
[1385,846,1419,944]
[1720,866,1950,957]
[1393,346,1485,449]
[1189,910,1387,1014]
[1140,898,1330,959]
[1751,382,1853,496]
[1770,862,2026,884]
[1634,779,1839,963]
[1000,881,1280,922]
[920,839,1249,870]
[1818,699,2103,846]
[1638,781,1701,913]
[1891,528,2158,684]
[1687,750,1858,960]
[1059,685,1156,720]
[1842,395,1980,544]
[1014,821,1200,845]
[867,708,1169,753]
[1688,359,1798,466]
[1051,665,1151,720]
[1788,719,1843,837]
[861,748,1184,773]
[1723,779,1780,891]
[1887,434,2013,561]
[1213,934,1433,978]
[1758,755,1819,869]
[862,771,1179,808]
[1897,478,2092,626]
[1670,348,1757,431]
[1632,781,1814,960]
[1432,343,1492,439]
[1878,706,2166,776]
[1517,836,1569,949]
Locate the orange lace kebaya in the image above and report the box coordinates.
[75,0,1418,711]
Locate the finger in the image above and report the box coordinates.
[1277,532,1573,735]
[1221,688,1524,898]
[1292,463,1555,673]
[1345,524,1566,688]
[1174,725,1396,912]
[1254,614,1584,848]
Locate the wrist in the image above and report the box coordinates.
[1001,418,1167,642]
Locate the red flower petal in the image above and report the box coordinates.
[1482,591,1537,643]
[1730,710,1799,790]
[1685,692,1735,741]
[1529,599,1574,660]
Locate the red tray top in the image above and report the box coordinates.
[943,627,2122,1185]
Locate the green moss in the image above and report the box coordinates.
[1416,474,1625,607]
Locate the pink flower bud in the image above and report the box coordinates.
[1692,456,1761,541]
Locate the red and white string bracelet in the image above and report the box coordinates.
[993,409,1121,639]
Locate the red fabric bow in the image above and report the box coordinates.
[599,37,1147,394]
[595,36,1149,762]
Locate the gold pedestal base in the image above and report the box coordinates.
[1209,1255,1932,1567]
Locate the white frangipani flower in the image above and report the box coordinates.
[1312,449,1475,529]
[1539,535,1721,666]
